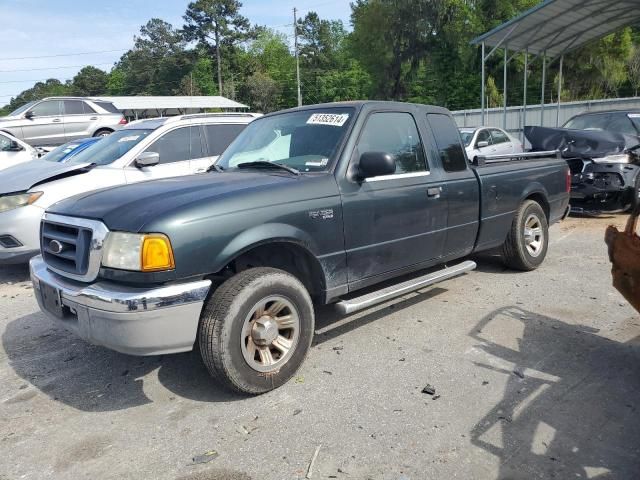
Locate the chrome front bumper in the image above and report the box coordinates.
[30,255,211,356]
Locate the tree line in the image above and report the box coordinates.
[3,0,640,116]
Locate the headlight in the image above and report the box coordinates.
[102,232,175,272]
[592,154,631,164]
[0,192,43,213]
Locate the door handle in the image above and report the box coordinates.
[90,116,98,120]
[427,186,442,198]
[195,168,206,173]
[52,118,61,123]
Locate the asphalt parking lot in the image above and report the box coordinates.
[1,215,639,480]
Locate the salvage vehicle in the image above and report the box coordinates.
[526,110,640,214]
[0,97,126,147]
[30,101,570,394]
[459,126,523,163]
[0,113,257,264]
[0,130,38,171]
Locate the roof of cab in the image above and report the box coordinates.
[261,100,452,118]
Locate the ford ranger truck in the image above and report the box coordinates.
[30,101,571,394]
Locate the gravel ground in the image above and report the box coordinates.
[1,215,639,480]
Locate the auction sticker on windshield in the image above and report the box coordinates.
[118,135,141,143]
[307,113,349,127]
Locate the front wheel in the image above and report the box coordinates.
[502,200,549,271]
[198,267,315,394]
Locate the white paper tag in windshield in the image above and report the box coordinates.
[118,135,140,142]
[305,158,329,167]
[307,113,349,127]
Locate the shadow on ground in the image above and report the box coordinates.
[0,264,30,284]
[469,306,640,479]
[2,311,243,412]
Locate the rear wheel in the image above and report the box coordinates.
[198,267,314,394]
[93,129,112,137]
[502,200,549,271]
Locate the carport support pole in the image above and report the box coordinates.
[541,53,546,126]
[556,54,564,127]
[522,48,528,144]
[503,46,508,129]
[481,42,486,125]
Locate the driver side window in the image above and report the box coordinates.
[476,129,492,147]
[30,100,62,117]
[143,127,200,164]
[0,134,12,151]
[357,112,427,174]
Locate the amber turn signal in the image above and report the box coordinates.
[141,234,175,272]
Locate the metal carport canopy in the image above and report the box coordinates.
[470,0,640,130]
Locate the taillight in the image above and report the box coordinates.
[118,117,127,125]
[566,168,571,192]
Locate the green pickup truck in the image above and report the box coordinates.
[30,101,570,394]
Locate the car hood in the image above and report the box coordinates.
[48,171,302,232]
[0,159,94,194]
[0,115,21,122]
[525,126,639,159]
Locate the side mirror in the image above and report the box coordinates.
[477,140,489,148]
[134,151,160,168]
[24,111,34,119]
[7,140,23,152]
[358,151,396,179]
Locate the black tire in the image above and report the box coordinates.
[501,200,549,271]
[198,267,314,395]
[93,128,112,137]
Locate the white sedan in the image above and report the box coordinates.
[459,126,523,163]
[0,131,38,171]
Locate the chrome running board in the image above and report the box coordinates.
[335,260,477,315]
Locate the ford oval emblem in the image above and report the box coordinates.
[49,239,64,254]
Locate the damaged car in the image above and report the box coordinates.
[525,110,640,214]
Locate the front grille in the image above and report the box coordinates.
[566,158,585,175]
[41,220,92,276]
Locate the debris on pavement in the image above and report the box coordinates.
[332,346,343,351]
[422,384,436,395]
[513,368,525,379]
[192,450,219,464]
[432,395,441,400]
[306,445,321,479]
[293,409,302,416]
[482,381,489,386]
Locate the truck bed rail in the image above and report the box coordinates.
[473,150,560,166]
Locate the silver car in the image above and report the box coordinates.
[0,97,126,147]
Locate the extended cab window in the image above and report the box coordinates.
[358,112,427,174]
[427,113,468,172]
[144,126,203,164]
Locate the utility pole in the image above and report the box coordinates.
[293,7,302,106]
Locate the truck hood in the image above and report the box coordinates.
[48,171,301,232]
[525,126,639,159]
[0,160,94,194]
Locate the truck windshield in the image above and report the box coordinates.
[216,108,355,173]
[68,129,153,166]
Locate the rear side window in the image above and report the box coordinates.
[82,102,97,114]
[63,100,85,115]
[204,124,247,156]
[427,114,468,172]
[358,112,427,174]
[490,129,509,144]
[94,101,121,114]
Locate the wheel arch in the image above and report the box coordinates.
[211,223,328,299]
[521,185,550,221]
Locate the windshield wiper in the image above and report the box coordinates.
[237,161,300,175]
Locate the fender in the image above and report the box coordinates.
[211,222,328,283]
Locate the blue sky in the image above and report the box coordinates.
[0,0,352,104]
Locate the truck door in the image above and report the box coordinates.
[425,113,480,257]
[340,110,447,285]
